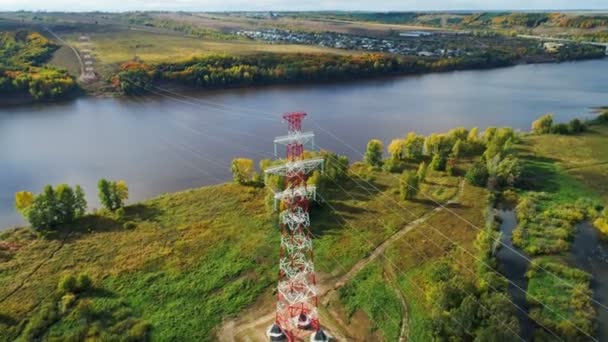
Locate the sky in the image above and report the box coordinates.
[1,0,607,12]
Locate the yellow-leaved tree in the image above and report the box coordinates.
[15,191,34,215]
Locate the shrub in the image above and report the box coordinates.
[58,274,78,295]
[123,221,137,230]
[382,158,407,173]
[128,320,152,340]
[76,273,92,292]
[399,171,419,201]
[465,161,489,187]
[552,123,570,135]
[60,293,77,313]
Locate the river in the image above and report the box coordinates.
[1,59,608,228]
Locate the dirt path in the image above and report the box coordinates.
[219,180,464,341]
[0,233,69,304]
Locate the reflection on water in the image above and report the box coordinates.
[1,59,608,228]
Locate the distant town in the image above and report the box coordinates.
[236,29,471,58]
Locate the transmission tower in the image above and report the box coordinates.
[265,112,329,342]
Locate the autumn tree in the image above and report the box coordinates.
[531,114,554,134]
[387,139,405,160]
[403,132,425,160]
[364,139,384,168]
[98,179,129,212]
[231,158,255,185]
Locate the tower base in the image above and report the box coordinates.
[267,323,287,342]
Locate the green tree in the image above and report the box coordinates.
[465,161,489,187]
[417,161,428,183]
[98,179,128,211]
[451,139,462,159]
[400,171,419,201]
[496,155,522,187]
[531,113,554,134]
[17,184,87,230]
[430,153,447,171]
[364,139,384,168]
[569,118,586,133]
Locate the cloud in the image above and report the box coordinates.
[1,0,607,11]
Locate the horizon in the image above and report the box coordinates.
[1,0,608,13]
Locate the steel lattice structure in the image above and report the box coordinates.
[265,112,328,342]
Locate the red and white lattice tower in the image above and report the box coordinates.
[265,112,329,342]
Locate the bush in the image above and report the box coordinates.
[76,273,93,292]
[552,123,570,135]
[465,161,489,187]
[382,158,407,173]
[123,221,137,230]
[60,293,77,313]
[400,171,419,201]
[58,274,78,295]
[128,320,152,340]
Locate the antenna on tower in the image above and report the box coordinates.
[265,112,330,342]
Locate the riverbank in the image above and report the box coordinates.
[2,49,605,108]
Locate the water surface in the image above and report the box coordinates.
[1,59,608,227]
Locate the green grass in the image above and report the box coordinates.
[522,126,608,202]
[510,128,607,254]
[526,257,596,338]
[338,261,403,341]
[398,267,434,341]
[0,161,461,340]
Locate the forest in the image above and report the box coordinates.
[0,30,77,101]
[113,51,518,94]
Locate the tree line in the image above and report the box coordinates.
[112,51,517,94]
[0,30,77,100]
[14,179,129,230]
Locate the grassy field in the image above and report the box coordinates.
[522,125,608,202]
[0,156,464,341]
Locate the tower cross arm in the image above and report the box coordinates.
[264,158,324,177]
[274,131,315,146]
